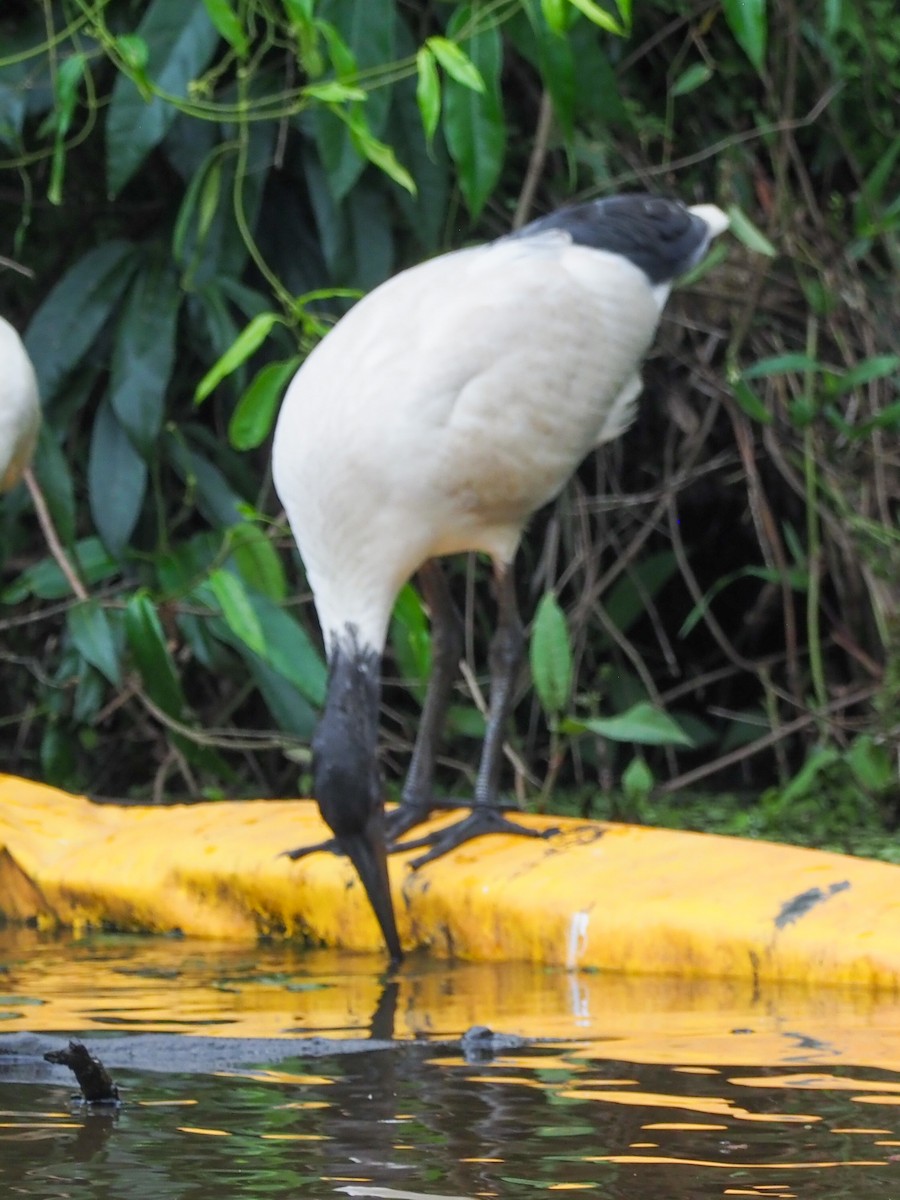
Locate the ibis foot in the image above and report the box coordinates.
[384,795,523,846]
[281,836,340,862]
[394,807,559,869]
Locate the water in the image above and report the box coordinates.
[2,929,900,1198]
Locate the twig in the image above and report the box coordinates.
[0,255,34,278]
[657,685,878,794]
[23,467,88,601]
[513,90,554,230]
[131,684,302,752]
[603,81,844,191]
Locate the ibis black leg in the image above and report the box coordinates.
[396,563,557,868]
[387,559,464,842]
[473,561,525,808]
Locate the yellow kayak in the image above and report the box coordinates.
[2,773,899,987]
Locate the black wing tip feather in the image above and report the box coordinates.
[510,192,714,285]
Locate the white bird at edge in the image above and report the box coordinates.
[272,192,729,964]
[0,314,40,493]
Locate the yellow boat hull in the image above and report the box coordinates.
[1,774,899,986]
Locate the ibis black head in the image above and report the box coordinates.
[510,192,716,284]
[313,636,403,964]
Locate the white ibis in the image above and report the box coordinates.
[272,192,729,962]
[0,315,40,492]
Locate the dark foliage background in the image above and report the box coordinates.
[0,0,897,851]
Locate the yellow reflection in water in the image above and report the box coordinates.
[585,1154,887,1168]
[831,1127,892,1133]
[6,927,900,1077]
[560,1087,819,1123]
[6,928,900,1192]
[730,1072,900,1093]
[215,1067,333,1086]
[260,1132,327,1140]
[642,1121,729,1130]
[723,1192,796,1197]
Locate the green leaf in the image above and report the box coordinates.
[567,0,625,35]
[390,583,432,696]
[679,564,807,638]
[68,600,121,685]
[23,241,138,402]
[281,0,314,22]
[40,725,77,790]
[106,0,220,196]
[240,656,318,736]
[846,736,894,793]
[601,550,678,640]
[540,0,571,35]
[722,0,767,72]
[415,46,441,142]
[208,568,267,657]
[115,34,150,75]
[777,745,841,807]
[344,109,417,195]
[32,423,76,547]
[446,704,486,739]
[384,28,451,252]
[2,538,118,604]
[197,157,223,242]
[567,16,630,127]
[622,756,654,803]
[228,523,287,602]
[530,593,573,716]
[167,438,244,526]
[125,591,187,717]
[110,257,181,455]
[311,0,398,200]
[855,142,900,235]
[514,3,577,138]
[73,661,109,725]
[318,17,358,77]
[172,148,225,270]
[201,0,248,55]
[426,37,485,92]
[47,52,85,205]
[229,357,300,450]
[730,376,773,425]
[343,181,394,288]
[203,589,327,706]
[726,204,776,256]
[833,355,900,394]
[303,81,367,103]
[741,353,819,378]
[564,702,694,747]
[845,401,900,439]
[42,53,85,142]
[443,7,506,218]
[195,312,281,402]
[671,63,713,97]
[249,594,327,706]
[88,400,148,558]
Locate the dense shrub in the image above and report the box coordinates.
[0,0,896,842]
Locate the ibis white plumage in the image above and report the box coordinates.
[0,315,40,493]
[272,192,729,962]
